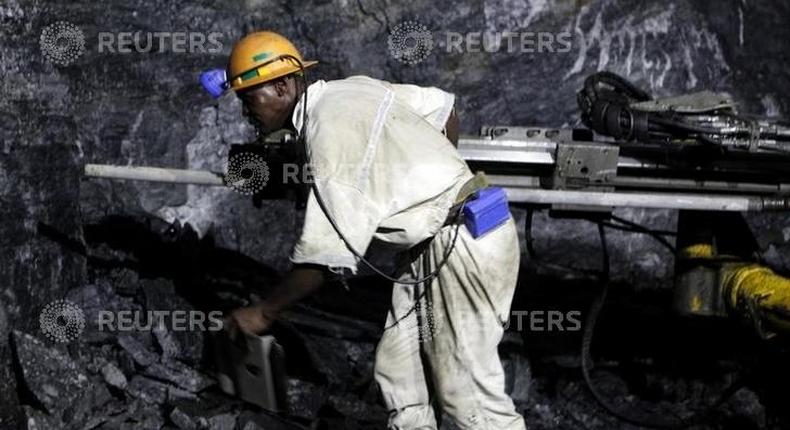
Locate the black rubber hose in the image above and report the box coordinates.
[609,215,677,253]
[650,116,723,136]
[581,222,743,429]
[581,223,687,428]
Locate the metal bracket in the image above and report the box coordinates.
[550,141,620,190]
[545,140,619,212]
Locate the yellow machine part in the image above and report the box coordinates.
[679,243,716,259]
[674,243,725,317]
[722,263,790,335]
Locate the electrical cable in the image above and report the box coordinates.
[381,220,464,330]
[580,223,685,428]
[598,221,675,237]
[608,215,676,236]
[608,214,677,253]
[311,183,465,286]
[578,72,735,147]
[524,208,602,277]
[580,221,744,428]
[522,205,746,429]
[650,116,723,136]
[268,55,468,333]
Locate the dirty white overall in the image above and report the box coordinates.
[290,76,525,430]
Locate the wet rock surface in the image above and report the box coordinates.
[2,0,790,428]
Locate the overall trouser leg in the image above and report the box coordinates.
[420,218,526,430]
[375,217,525,429]
[375,273,440,429]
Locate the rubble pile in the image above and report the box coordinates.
[10,216,781,429]
[8,216,512,429]
[11,257,382,428]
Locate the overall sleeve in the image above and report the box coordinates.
[391,83,456,132]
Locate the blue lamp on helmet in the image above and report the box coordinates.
[200,68,228,99]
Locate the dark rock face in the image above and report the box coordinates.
[2,0,790,428]
[13,331,97,422]
[0,143,87,424]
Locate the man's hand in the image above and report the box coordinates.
[443,107,459,147]
[226,303,275,342]
[224,264,326,343]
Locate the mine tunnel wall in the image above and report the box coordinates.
[2,0,790,425]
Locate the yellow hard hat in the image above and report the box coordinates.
[227,31,318,92]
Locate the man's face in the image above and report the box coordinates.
[237,77,296,135]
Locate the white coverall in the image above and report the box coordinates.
[290,75,525,430]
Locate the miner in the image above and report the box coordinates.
[224,31,525,430]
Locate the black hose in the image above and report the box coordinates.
[580,221,743,429]
[609,215,677,253]
[581,71,653,104]
[598,221,675,237]
[650,116,722,136]
[577,72,732,146]
[524,208,601,277]
[581,223,685,428]
[525,209,538,258]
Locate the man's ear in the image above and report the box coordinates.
[273,78,291,98]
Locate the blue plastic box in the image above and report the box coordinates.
[463,186,510,238]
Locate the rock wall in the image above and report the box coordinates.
[1,0,789,427]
